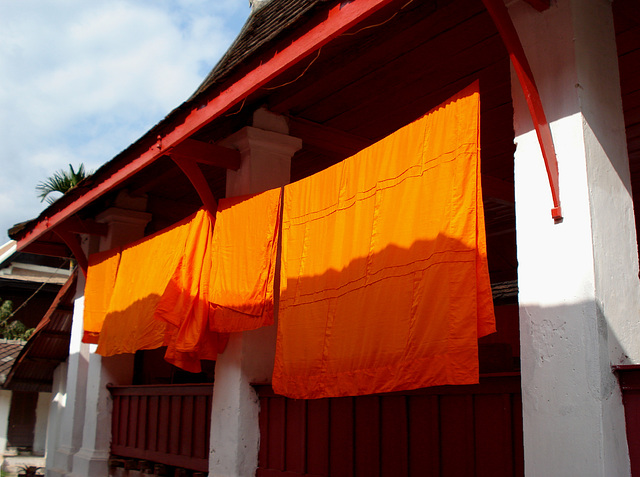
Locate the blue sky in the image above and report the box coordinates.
[0,0,250,241]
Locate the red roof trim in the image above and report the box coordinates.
[16,0,395,254]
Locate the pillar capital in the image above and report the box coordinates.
[96,207,151,250]
[221,126,302,197]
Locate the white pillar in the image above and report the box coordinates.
[210,110,301,477]
[70,204,151,477]
[511,0,639,475]
[33,392,51,455]
[49,275,90,477]
[45,362,67,476]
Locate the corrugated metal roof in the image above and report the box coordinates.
[4,271,76,393]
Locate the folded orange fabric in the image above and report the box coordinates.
[95,211,200,356]
[154,208,229,372]
[273,82,495,399]
[83,247,121,344]
[208,188,282,333]
[153,189,280,372]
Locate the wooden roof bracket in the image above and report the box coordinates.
[164,137,242,213]
[51,217,108,276]
[170,154,218,213]
[482,0,563,222]
[53,226,88,276]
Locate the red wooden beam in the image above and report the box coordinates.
[482,0,562,221]
[15,0,395,254]
[169,138,241,170]
[288,117,372,157]
[60,216,109,236]
[20,241,70,258]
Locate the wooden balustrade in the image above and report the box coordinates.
[255,373,524,477]
[108,384,213,473]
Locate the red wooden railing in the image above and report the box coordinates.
[108,384,213,473]
[255,373,524,477]
[615,365,640,476]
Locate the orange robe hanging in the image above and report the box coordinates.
[273,82,494,399]
[95,210,203,356]
[154,207,228,373]
[83,247,121,344]
[208,188,282,333]
[153,189,281,371]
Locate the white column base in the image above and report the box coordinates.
[70,447,109,477]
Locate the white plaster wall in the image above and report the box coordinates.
[510,0,633,475]
[33,392,51,455]
[0,390,12,457]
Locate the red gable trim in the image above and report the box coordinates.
[16,0,395,254]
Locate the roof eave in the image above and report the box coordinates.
[14,0,396,256]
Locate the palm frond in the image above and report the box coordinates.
[36,163,92,204]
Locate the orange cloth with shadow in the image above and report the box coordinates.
[273,82,495,399]
[153,190,280,371]
[207,188,282,333]
[95,211,202,356]
[154,208,229,372]
[83,247,121,344]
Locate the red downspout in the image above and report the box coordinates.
[482,0,563,222]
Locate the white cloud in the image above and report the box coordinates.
[0,0,249,240]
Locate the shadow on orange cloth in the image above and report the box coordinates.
[273,82,495,399]
[153,190,281,371]
[154,208,229,372]
[94,211,203,357]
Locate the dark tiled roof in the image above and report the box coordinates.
[191,0,326,97]
[0,340,26,384]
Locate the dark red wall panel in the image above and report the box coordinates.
[256,374,523,477]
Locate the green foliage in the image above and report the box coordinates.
[0,298,34,341]
[36,163,91,204]
[0,299,11,321]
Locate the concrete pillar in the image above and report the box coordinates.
[33,392,51,455]
[210,109,302,477]
[45,362,67,476]
[511,0,639,475]
[70,202,151,477]
[49,274,90,477]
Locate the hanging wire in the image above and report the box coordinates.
[264,47,323,91]
[341,0,415,36]
[225,96,248,116]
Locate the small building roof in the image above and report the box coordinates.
[0,340,26,385]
